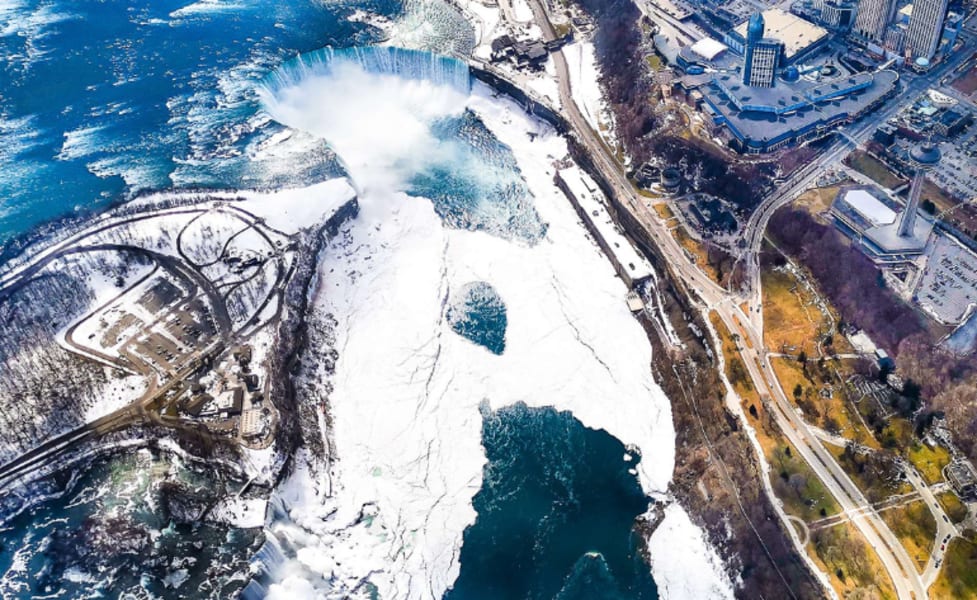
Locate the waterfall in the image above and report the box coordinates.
[260,46,471,99]
[256,44,546,244]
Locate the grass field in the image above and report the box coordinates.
[931,538,977,599]
[672,224,726,285]
[711,311,900,596]
[771,357,877,448]
[952,67,977,95]
[769,443,841,521]
[920,178,958,215]
[906,442,950,485]
[710,311,758,402]
[793,186,843,216]
[880,500,937,573]
[827,444,911,503]
[938,491,969,524]
[845,151,905,190]
[709,312,840,522]
[652,202,674,220]
[762,266,825,356]
[810,521,897,600]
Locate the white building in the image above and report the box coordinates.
[854,0,898,41]
[905,0,948,60]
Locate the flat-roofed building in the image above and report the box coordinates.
[697,70,899,152]
[726,8,829,64]
[830,184,934,263]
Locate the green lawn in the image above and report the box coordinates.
[845,151,904,190]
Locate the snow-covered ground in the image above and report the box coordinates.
[648,503,736,599]
[524,57,561,108]
[563,41,614,139]
[452,0,501,58]
[262,81,733,599]
[510,0,532,22]
[238,179,355,234]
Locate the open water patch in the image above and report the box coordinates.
[0,450,261,599]
[445,402,659,600]
[446,281,507,354]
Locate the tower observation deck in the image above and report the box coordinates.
[899,142,941,238]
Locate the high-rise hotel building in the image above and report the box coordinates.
[742,13,783,88]
[905,0,948,60]
[853,0,898,41]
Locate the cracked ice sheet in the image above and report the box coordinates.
[648,503,736,599]
[268,84,731,599]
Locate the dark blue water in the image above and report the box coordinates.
[447,281,507,354]
[0,0,393,250]
[0,450,260,599]
[446,403,659,600]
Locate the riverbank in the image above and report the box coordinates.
[559,111,827,597]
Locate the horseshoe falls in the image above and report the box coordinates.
[258,46,546,243]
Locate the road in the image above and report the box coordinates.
[0,204,288,489]
[0,343,217,488]
[519,0,962,596]
[905,464,959,588]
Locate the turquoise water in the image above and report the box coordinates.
[446,403,659,600]
[422,112,547,242]
[0,0,385,252]
[447,281,508,354]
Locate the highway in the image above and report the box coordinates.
[907,463,959,588]
[518,0,974,596]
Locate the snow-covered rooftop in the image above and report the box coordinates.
[557,167,653,284]
[691,38,728,61]
[842,189,897,226]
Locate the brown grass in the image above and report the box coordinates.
[652,202,674,220]
[771,357,877,448]
[672,225,724,285]
[938,491,969,524]
[951,66,977,95]
[762,266,825,356]
[879,500,937,573]
[793,186,843,216]
[827,444,912,502]
[906,442,950,485]
[710,312,842,522]
[809,521,897,600]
